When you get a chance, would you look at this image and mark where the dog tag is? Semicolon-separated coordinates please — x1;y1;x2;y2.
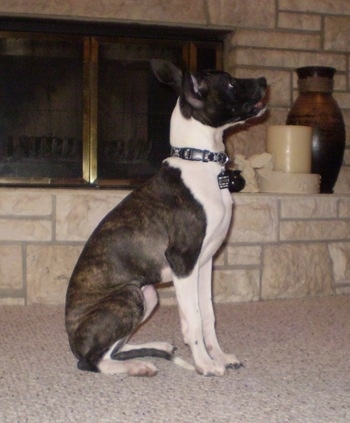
217;171;230;189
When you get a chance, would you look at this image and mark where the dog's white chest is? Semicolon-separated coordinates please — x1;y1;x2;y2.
166;158;232;265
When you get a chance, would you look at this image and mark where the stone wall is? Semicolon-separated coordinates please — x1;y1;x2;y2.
1;188;349;305
0;0;350;305
223;0;350;192
0;0;349;189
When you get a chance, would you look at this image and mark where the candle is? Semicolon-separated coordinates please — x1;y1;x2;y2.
266;125;313;173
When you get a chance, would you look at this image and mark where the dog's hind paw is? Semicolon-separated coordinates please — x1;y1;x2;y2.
195;359;226;377
127;361;159;377
98;358;158;376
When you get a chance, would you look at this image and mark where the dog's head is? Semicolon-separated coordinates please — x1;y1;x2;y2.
151;60;267;129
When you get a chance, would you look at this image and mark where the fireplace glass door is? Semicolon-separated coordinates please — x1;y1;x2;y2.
0;34;84;184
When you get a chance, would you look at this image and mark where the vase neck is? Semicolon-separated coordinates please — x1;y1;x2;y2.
298;76;333;94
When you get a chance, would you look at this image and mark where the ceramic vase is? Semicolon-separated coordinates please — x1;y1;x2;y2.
286;66;345;193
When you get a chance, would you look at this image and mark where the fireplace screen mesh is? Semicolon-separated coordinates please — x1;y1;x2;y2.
0;36;83;181
97;41;181;180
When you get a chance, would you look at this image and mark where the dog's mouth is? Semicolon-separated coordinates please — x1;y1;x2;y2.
248;93;268;120
253;90;268;113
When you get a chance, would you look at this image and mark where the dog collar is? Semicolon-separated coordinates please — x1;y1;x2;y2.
170;147;229;165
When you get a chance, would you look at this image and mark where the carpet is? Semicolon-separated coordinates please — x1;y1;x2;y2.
0;296;349;423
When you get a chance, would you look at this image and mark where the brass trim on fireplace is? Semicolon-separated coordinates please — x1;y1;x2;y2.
82;37;99;184
82;37;91;184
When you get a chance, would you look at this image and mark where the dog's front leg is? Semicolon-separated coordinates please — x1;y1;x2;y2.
173;265;226;376
199;260;242;369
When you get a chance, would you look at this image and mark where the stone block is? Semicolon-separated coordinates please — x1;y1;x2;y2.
231;30;320;51
225;122;267;159
279;0;350;15
0;0;207;25
333;92;350;111
344;150;350;166
208;0;275;28
232;48;347;71
0;298;25;305
333;75;348;91
26;244;83;304
0;245;23;290
328;242;350;286
343;110;350;145
262;243;334;299
336;286;350;295
0;189;52;216
226;245;262;266
334;167;350;194
338;197;350;217
158;284;176;306
0;218;51;241
213;244;226;266
229;195;278;243
213;269;260;303
280;196;338;219
280;220;350;241
94;0;207;24
55;191;128;241
278;12;321;31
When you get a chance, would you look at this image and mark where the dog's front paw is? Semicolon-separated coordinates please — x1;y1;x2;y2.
223;353;243;370
208;348;242;370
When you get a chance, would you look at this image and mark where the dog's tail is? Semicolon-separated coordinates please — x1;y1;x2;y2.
111;348;195;371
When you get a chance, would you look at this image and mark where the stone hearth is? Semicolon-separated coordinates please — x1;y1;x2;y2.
1;188;349;305
0;0;349;304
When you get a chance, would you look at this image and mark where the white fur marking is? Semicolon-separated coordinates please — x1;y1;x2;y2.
160;266;173;283
141;285;158;322
98;358;158;376
119;342;174;354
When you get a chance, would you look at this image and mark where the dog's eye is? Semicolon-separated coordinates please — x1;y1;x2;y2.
228;82;236;91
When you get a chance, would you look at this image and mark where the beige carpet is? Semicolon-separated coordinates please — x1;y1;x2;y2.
0;295;350;423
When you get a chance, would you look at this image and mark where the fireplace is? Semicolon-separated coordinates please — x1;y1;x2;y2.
0;18;226;187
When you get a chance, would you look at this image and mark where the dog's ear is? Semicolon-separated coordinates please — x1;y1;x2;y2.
182;72;208;110
151;59;183;94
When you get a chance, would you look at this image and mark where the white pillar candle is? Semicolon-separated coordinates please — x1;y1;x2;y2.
266;125;313;173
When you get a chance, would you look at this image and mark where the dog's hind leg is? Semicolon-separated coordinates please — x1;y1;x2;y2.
110;285;195;372
110;285;175;359
72;283;158;376
199;260;242;369
97;284;162;376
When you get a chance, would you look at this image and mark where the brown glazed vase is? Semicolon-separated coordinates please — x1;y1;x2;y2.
286;66;345;193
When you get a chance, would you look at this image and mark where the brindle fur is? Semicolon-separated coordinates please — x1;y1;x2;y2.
66;165;206;371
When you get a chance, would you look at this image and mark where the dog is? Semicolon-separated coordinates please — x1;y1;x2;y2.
65;60;267;377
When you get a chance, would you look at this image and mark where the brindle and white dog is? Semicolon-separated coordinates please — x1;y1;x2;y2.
65;60;267;377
